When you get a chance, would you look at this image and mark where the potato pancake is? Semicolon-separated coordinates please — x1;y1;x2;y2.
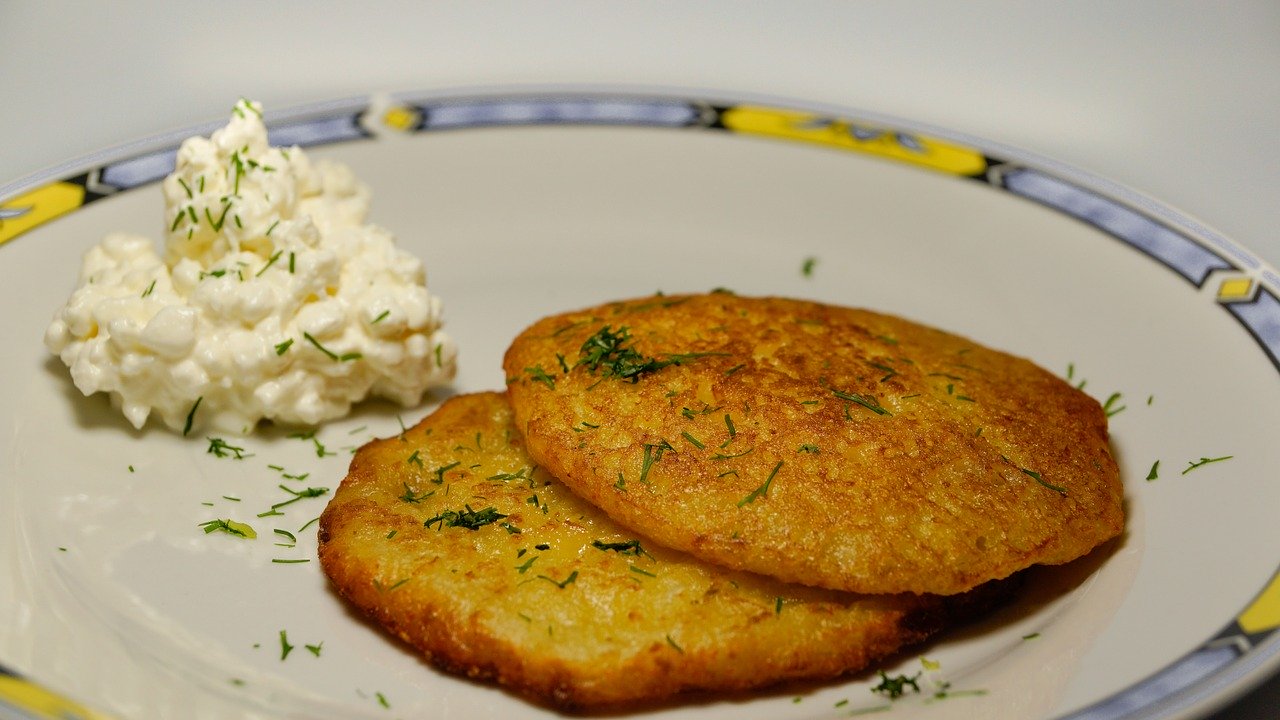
503;293;1123;596
318;392;1010;709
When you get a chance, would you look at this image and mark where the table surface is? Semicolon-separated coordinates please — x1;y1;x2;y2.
2;3;1277;719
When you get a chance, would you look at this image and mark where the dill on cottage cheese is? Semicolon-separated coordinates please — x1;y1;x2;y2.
44;99;457;434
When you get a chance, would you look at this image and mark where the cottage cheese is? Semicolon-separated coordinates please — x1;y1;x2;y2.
44;99;457;434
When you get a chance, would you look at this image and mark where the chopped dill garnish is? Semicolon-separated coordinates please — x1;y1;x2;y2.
724;363;746;376
871;671;921;699
141;279;156;298
371;309;390;324
303;332;340;360
592;539;652;558
288;429;334;457
432;460;461;484
868;361;897;382
639;443;660;484
665;634;684;653
183;396;203;436
1182;455;1233;475
274;338;294;355
681;431;706;449
576;325;725;383
406;450;423;467
1103;392;1126;417
711;447;754;460
833;389;892;416
1146;460;1160;481
270;485;329;511
205;203;232;232
629;565;657;578
738;461;784;507
524;365;556;389
1022;468;1067;494
425;505;507;531
206;437;249;459
199;518;257;539
537;570;579;589
801;256;818;277
797;444;819;454
399;483;434;504
256;251;282;276
930;681;988;700
724;414;736;437
271;558;310;564
279;630;294;660
489;467;533;483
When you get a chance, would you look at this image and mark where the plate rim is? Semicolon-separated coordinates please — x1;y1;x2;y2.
2;84;1278;720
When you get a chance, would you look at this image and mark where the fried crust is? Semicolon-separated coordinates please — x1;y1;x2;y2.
318;392;1008;710
503;293;1124;596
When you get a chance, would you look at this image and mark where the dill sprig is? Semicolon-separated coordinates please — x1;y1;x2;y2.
575;325;725;383
871;671;921;699
424;505;507;531
833;389;892;416
738;461;784;507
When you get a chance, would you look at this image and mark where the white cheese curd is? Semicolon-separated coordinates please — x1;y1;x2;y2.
45;99;457;434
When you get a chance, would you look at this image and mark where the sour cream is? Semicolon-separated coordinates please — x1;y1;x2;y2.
45;99;457;434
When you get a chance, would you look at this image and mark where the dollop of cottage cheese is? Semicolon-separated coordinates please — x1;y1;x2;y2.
45;99;457;434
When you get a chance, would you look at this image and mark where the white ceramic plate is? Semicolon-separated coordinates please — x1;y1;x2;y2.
2;89;1279;720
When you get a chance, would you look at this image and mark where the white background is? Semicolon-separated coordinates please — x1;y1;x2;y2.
1;2;1277;718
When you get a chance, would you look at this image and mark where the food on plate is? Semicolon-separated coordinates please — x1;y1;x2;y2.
318;392;1014;709
44;99;456;434
503;292;1124;596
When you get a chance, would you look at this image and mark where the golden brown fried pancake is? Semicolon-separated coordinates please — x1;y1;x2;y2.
318;392;1008;710
503;293;1123;596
